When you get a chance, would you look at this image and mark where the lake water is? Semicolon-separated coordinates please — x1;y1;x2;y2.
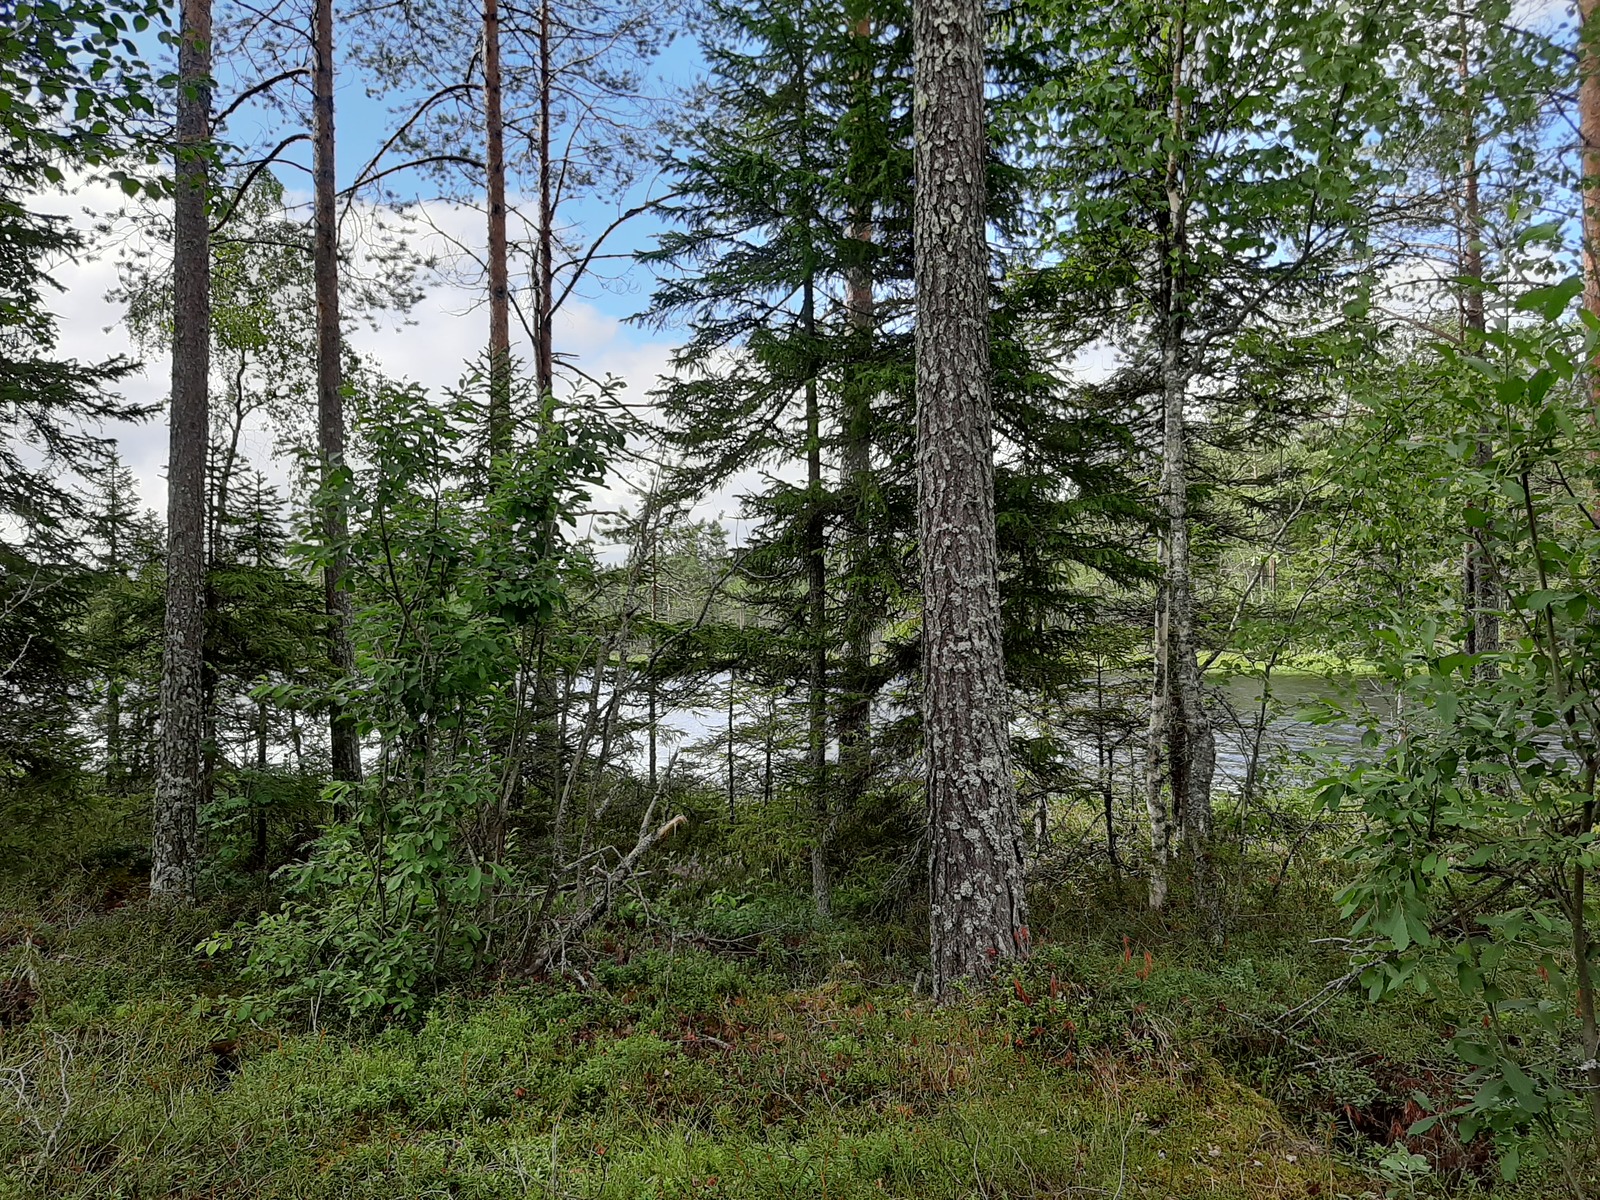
653;670;1398;795
1204;672;1398;788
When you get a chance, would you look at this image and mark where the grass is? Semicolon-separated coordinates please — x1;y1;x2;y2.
0;865;1581;1199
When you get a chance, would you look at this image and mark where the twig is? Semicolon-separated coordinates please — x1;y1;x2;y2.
531;814;688;975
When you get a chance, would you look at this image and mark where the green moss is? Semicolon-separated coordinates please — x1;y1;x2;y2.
1;879;1581;1198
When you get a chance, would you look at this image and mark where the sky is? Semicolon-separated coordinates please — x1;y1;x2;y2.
41;0;1579;544
40;8;726;539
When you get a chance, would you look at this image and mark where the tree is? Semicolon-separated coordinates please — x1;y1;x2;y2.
1581;0;1600;402
916;0;1028;994
311;0;360;785
1005;0;1405;911
152;0;214;903
646;0;913;917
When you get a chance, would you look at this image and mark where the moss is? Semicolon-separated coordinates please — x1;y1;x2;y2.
1;878;1583;1198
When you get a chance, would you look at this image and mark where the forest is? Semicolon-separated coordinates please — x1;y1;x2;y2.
6;0;1600;1194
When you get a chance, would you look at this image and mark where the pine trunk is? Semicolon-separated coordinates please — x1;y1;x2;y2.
314;0;361;786
484;0;512;445
915;0;1028;995
152;0;212;903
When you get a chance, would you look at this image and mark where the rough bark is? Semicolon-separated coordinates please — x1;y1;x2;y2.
313;0;362;786
484;0;512;445
152;0;212;903
915;0;1028;996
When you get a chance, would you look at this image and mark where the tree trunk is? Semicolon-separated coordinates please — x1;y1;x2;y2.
1145;8;1214;915
152;0;212;904
915;0;1028;996
484;0;512;446
804;272;830;920
314;0;362;786
1581;0;1600;414
536;0;555;400
838;11;875;845
1458;22;1499;671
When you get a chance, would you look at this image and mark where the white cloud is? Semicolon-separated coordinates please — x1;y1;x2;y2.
38;183;694;531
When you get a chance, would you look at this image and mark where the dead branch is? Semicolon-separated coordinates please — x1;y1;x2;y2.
532;813;687;976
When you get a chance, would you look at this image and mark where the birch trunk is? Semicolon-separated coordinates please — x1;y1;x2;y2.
1457;25;1499;671
915;0;1028;995
838;12;875;839
152;0;212;903
1145;5;1214;914
804;273;830;919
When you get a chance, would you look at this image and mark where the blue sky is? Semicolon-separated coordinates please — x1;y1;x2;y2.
47;9;735;523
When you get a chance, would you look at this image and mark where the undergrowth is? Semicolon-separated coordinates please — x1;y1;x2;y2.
0;863;1588;1199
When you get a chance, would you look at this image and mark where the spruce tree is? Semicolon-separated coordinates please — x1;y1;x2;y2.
645;0;913;915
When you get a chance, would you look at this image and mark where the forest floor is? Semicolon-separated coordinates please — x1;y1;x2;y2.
0;866;1567;1199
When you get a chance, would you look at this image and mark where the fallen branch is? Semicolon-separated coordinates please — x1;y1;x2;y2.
1279;955;1389;1029
532;814;688;976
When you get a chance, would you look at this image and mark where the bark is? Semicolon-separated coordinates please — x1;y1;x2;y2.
804;272;830;919
915;0;1028;996
314;0;362;786
152;0;212;904
1458;25;1500;671
838;12;875;840
1582;0;1600;414
104;465;127;794
1145;5;1215;915
484;0;512;445
535;0;555;400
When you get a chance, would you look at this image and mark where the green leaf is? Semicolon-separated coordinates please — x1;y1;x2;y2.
1514;277;1582;322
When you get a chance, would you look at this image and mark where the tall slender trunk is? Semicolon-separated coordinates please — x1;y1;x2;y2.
804;272;830;919
484;0;512;446
536;0;555;400
915;0;1028;995
104;464;126;794
647;526;659;792
523;0;561;810
1146;3;1214;915
314;0;361;786
1458;22;1499;671
1581;0;1600;414
837;10;875;845
152;0;212;903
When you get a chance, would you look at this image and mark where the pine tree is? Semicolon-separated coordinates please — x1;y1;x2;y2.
915;0;1027;995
